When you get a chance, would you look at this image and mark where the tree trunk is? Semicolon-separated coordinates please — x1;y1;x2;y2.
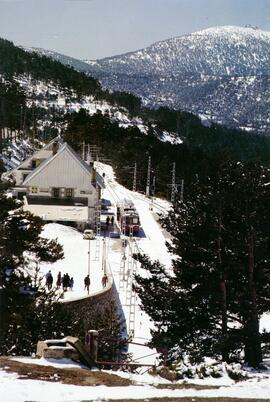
0;128;2;154
244;233;262;367
217;202;229;362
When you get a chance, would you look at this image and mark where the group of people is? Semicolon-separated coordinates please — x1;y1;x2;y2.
57;272;74;292
45;270;74;292
83;273;109;294
106;215;114;227
45;271;109;294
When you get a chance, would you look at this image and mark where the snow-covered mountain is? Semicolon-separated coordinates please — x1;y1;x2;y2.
26;25;270;133
86;26;270;76
23;46;92;74
0;73;182;172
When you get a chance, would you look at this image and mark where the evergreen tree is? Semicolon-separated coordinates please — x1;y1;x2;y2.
0;181;66;354
134;162;270;367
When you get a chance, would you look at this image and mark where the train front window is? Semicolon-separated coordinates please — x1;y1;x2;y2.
133;217;139;224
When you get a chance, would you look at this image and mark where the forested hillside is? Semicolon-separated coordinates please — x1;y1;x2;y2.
31;26;270;133
64;109;270;197
1;37;270;195
0;38;101;95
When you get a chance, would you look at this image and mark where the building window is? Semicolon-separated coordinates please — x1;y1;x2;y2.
80;190;92;195
31;187;38;193
52;188;60;198
65;188;73;198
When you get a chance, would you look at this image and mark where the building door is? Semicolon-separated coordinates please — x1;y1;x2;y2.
52;188;60;198
65;188;73;198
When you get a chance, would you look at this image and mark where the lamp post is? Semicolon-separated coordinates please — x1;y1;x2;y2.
83;229;95;279
88;239;91;277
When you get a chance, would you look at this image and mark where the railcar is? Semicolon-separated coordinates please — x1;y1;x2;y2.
116;200;140;236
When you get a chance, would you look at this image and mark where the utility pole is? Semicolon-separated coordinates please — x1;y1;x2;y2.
89;145;101;162
132;162;137;192
180;178;184;202
86;144;91;164
146;156;151;197
152;175;156;197
150;174;155;211
82;141;85;161
168;162;184;204
171;162;177;203
88;239;91;277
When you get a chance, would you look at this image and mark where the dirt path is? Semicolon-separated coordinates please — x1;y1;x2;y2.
0;356;131;386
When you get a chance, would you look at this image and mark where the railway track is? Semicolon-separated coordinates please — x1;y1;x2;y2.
96;162;170;216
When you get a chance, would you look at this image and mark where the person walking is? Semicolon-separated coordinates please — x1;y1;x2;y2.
46;271;53;290
102;274;108;288
111;215;114;226
45;270;52;281
84;274;90;294
69;277;74;291
56;272;62;289
62;273;70;292
106;216;110;228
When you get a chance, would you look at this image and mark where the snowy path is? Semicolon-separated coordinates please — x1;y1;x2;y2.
40;224;104;301
38;163;270;367
98;163;173;365
38;160;173;365
2;363;270;402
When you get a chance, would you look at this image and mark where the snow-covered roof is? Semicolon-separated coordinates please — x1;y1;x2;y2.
2;136;64;180
22;142;104;190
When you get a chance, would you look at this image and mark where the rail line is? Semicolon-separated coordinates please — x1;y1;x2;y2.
96;161;170;216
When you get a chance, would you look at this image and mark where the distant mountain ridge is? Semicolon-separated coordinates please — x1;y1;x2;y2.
23;46;92;74
1;36;270;180
24;26;270;133
85;26;270;76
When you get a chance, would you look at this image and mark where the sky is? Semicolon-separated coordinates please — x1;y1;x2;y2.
0;0;269;60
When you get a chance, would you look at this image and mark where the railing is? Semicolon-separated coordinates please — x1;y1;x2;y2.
26;196;89;206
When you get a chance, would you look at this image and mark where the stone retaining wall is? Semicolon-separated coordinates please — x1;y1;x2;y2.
62;268;118;331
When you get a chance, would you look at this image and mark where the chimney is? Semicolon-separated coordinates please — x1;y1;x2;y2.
92;168;96;185
52;141;59;156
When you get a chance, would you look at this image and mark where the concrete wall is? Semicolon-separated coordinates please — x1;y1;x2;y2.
62;273;117;331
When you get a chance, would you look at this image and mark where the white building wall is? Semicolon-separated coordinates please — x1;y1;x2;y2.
5;142;102;227
12;169;30;185
25;148;94;191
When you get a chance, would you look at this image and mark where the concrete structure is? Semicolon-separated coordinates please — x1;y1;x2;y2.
36;336;97;367
2;138;105;230
36;338;80;361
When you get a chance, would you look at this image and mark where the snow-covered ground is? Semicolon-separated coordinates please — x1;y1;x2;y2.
96;162;174;364
40;224;105;301
2;358;270;401
38;159;270;366
37;161;172;364
2;161;270;400
11;75;181;145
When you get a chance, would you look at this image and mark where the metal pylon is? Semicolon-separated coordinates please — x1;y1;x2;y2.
119;235;127;291
94;201;101;261
128;284;136;337
129;240;140;336
119;217;127;291
125;234;137;337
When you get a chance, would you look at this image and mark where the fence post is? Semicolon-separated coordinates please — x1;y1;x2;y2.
88;330;99;362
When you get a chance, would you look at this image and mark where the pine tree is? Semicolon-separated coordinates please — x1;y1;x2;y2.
0;182;66;354
134;162;270;367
